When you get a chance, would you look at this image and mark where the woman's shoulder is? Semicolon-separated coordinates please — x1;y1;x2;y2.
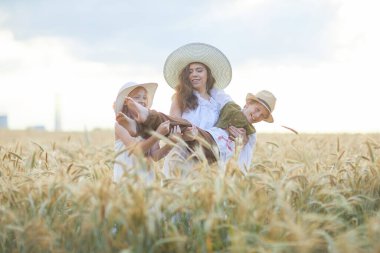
210;88;233;107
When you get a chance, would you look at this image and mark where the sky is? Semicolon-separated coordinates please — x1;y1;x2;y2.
0;0;379;133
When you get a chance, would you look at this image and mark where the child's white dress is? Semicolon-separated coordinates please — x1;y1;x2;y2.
113;138;155;184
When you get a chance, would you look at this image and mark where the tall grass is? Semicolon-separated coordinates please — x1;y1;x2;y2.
0;130;379;252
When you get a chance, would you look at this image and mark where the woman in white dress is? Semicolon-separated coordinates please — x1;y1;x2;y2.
113;82;174;183
162;43;250;175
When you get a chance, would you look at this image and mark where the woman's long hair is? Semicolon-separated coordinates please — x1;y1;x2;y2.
175;62;216;113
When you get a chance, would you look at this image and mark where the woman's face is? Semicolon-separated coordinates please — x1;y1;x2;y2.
128;87;148;107
188;63;208;92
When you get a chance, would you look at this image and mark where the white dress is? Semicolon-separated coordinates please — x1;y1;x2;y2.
163;88;232;177
113;138;155;184
181;89;230;129
181;88;256;173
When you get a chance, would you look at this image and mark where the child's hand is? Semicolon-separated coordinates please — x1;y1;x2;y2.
228;126;248;145
156;120;170;136
183;125;198;141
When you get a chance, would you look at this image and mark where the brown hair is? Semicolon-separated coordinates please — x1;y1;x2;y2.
174;62;216;113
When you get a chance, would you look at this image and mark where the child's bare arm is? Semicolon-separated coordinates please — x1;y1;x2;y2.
150;124;182;161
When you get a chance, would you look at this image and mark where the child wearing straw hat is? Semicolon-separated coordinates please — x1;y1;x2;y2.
116;90;276;174
113;82;176;183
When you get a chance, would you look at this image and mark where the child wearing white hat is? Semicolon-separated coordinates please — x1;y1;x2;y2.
113;82;175;183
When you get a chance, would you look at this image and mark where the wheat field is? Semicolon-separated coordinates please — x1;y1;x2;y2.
0;129;379;253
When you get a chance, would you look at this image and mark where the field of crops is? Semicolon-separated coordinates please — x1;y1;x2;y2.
1;129;379;253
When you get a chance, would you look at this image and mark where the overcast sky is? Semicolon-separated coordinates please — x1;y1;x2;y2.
0;0;379;133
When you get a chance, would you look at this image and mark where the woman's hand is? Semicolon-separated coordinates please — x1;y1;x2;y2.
183;125;198;141
228;126;248;145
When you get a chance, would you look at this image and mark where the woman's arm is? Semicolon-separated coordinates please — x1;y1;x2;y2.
169;94;182;117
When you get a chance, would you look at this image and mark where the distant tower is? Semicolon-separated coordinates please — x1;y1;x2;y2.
0;114;8;129
55;94;62;131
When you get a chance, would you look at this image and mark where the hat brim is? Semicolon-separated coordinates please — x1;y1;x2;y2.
246;93;274;123
114;82;157;114
163;43;232;89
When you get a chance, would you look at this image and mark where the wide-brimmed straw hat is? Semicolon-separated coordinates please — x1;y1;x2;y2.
114;82;157;114
163;42;232;89
246;90;276;123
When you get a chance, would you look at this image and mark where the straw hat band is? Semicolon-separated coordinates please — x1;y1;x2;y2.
246;90;276;123
257;97;272;112
114;82;158;114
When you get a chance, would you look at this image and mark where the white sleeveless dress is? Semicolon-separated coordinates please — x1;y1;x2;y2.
113;138;155;184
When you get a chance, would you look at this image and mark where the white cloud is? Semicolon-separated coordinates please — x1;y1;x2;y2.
229;61;380;133
226;0;380;133
333;0;380;60
206;0;267;21
0;29;171;131
1;0;379;133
